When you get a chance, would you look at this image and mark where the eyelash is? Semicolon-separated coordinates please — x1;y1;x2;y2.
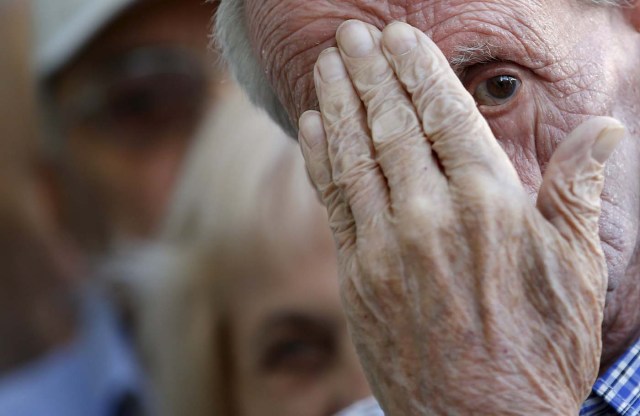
261;335;335;375
463;63;525;113
474;75;521;105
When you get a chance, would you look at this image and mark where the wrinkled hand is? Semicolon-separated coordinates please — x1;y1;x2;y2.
298;20;625;415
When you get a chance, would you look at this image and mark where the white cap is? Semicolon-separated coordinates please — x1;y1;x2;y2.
33;0;137;79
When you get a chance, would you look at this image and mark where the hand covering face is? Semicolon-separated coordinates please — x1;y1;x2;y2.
299;20;624;415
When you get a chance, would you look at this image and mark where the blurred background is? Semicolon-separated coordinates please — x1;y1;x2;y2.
0;0;371;415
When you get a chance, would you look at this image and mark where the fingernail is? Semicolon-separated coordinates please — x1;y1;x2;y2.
317;49;348;82
338;20;374;57
383;22;418;55
592;124;625;164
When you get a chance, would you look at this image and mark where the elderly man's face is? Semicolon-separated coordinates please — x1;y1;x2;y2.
244;0;640;366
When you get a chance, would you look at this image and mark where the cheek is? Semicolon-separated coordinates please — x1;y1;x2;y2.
598;138;640;291
484;63;639;289
484;50;617;197
483;84;542;199
477;74;578;201
238;374;335;416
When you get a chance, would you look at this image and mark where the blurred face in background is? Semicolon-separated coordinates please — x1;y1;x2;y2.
227;233;371;416
47;0;217;251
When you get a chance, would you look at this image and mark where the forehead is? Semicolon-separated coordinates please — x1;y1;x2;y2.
243;0;576;119
92;0;213;54
227;243;341;335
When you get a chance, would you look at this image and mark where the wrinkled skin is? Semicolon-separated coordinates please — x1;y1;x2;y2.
241;0;640;413
300;22;625;413
244;0;640;377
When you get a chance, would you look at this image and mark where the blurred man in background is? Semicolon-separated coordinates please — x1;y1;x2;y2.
0;0;75;376
0;1;218;415
0;1;111;415
35;0;219;255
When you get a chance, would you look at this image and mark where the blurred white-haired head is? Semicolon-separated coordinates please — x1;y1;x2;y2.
109;85;333;416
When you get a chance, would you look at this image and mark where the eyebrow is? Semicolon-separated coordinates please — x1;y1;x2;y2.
449;42;500;77
259;312;336;332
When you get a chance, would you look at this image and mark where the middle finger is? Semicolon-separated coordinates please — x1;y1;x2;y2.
336;20;445;209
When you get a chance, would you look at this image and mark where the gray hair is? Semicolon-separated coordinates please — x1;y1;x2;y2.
111;86;329;416
215;0;632;137
214;0;296;137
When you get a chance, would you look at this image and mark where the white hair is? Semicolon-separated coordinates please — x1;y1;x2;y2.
109;85;331;416
215;0;631;137
213;0;296;138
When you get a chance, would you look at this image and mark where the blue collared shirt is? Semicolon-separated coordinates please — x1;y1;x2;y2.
338;338;640;416
0;291;147;416
581;339;640;416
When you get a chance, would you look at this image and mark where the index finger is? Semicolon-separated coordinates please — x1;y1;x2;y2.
381;22;520;186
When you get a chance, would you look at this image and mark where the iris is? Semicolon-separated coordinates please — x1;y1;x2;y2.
474;75;521;106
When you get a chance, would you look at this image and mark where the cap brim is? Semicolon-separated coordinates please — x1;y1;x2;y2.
35;0;137;79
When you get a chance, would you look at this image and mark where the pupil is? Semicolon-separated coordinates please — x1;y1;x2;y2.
487;75;517;99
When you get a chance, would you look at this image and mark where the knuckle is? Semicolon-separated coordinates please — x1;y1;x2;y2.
338;169;380;212
393;195;450;240
399;194;435;221
556;164;605;208
354;249;405;301
330;139;374;186
370;103;422;147
325;111;368;144
392;46;441;92
307;154;333;188
444;155;503;182
468;180;506;205
350;56;395;92
320;87;362;126
342;172;378;204
544;174;602;221
456;180;525;223
417;89;480;140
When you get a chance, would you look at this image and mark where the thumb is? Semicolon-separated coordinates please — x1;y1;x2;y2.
537;117;624;244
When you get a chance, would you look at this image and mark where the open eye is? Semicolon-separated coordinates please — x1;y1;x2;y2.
473;75;521;106
62;47;207;148
103;72;204;139
257;315;336;378
262;337;332;375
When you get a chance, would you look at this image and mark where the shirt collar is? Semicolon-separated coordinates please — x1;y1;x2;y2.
0;289;147;416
